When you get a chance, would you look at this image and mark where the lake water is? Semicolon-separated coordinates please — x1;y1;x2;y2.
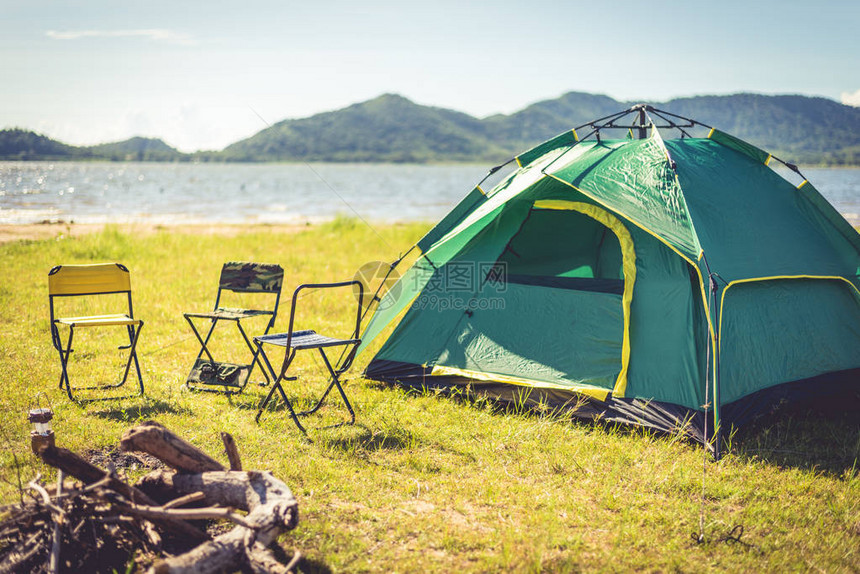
1;161;860;226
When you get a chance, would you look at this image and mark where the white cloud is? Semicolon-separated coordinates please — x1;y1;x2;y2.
841;89;860;107
45;29;194;45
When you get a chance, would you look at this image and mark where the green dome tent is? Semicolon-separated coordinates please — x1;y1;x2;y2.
359;105;860;455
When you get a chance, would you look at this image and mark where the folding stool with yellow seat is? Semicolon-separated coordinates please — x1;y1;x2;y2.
48;263;145;402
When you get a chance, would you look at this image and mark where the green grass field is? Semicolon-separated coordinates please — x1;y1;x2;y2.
0;222;858;573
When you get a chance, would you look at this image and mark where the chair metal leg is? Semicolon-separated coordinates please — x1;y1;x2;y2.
255;348;305;432
55;322;144;403
254;386;280;422
326;353;356;425
317;348;356;424
293;348;354;425
123;322;145;396
52;324;68;390
51;324;73;390
252;340;278;386
236;321;271;385
184;314;218;366
82;324;143;391
185;315;267;393
253;336;358;432
254;342;288;423
274;377;306;434
59;326;76;401
118;324;135;386
254;346;284;421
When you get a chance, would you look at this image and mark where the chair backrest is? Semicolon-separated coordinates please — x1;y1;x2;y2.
48;263;136;324
286;280;364;371
49;263;132;297
214;262;284;329
218;262;284;294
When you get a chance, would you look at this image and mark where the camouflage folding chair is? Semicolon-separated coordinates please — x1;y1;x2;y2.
184;262;284;394
48;263;145;402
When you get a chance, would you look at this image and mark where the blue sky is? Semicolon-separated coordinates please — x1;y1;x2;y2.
2;0;859;152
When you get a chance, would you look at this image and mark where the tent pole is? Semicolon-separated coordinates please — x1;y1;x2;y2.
712;276;722;460
701;253;722;460
477;157;517;188
638;108;648;139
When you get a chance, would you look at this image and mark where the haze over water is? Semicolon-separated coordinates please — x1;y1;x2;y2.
1;162;859;226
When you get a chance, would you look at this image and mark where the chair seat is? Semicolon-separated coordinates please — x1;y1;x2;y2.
55;314;140;327
187;359;252;388
185;307;273;320
256;330;360;350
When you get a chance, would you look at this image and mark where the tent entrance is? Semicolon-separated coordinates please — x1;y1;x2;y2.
431;201;636;398
500;204;626;292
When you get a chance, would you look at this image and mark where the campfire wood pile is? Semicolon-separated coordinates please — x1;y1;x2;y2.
0;422;300;573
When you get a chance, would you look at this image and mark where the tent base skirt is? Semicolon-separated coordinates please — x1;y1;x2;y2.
365;359;860;447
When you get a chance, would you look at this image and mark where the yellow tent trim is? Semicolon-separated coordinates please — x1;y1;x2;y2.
718;275;860;352
542;173;716;342
571;128;579;142
707;127;716;139
515;156;523;168
797;180;809;189
765;154;773;166
540;173;718;411
476;185;486;196
531;199;635;398
430;365;611;402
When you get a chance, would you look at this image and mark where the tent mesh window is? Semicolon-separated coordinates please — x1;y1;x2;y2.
499;208;624;294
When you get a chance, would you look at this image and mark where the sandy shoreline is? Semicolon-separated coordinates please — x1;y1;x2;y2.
0;222;310;244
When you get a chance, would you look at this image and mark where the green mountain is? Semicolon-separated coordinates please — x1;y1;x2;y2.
218;94;510;163
3;92;860;164
658;94;860;164
219;92;860;165
0;128;89;160
484;92;860;165
480;92;624;149
217;92;619;163
0;130;186;161
88;136;185;161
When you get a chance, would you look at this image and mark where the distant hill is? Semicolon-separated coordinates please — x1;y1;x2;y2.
4;92;860;164
0;130;186;161
217;92;622;163
218;94;511;163
480;92;624;149
217;92;860;165
0;128;90;160
88;137;185;161
656;94;860;165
